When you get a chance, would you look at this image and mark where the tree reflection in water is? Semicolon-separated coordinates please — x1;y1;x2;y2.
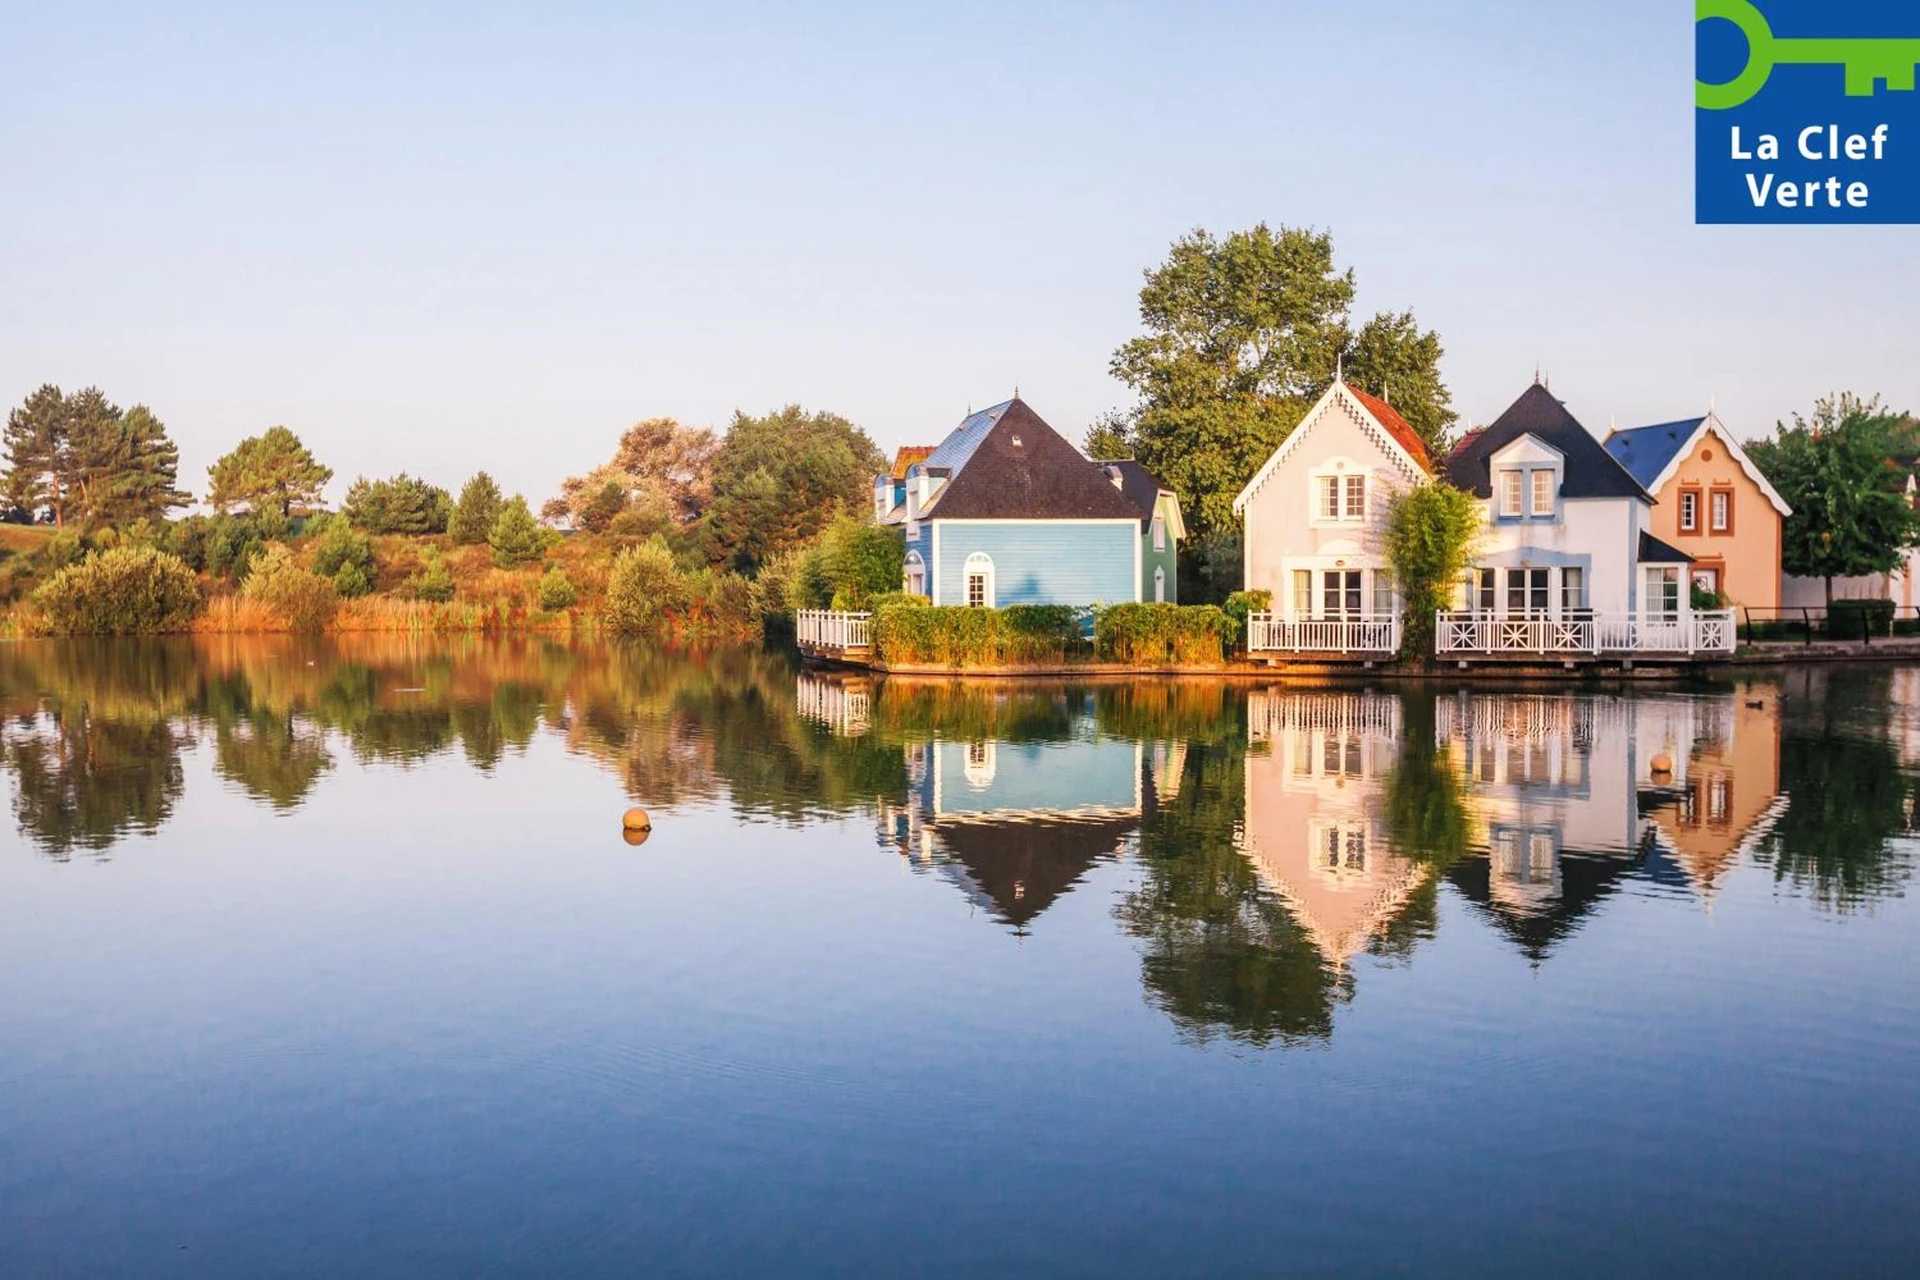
2;639;1916;1044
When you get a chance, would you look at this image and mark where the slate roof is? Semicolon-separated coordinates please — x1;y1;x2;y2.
1344;384;1433;471
935;814;1136;929
1638;530;1694;564
1443;384;1649;501
924;399;1143;521
1095;458;1172;527
1603;418;1707;490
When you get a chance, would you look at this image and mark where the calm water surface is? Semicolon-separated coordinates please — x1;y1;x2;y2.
2;637;1918;1277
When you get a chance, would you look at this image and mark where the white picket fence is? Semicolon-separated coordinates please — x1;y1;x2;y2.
1245;613;1400;654
795;610;872;650
1434;609;1737;655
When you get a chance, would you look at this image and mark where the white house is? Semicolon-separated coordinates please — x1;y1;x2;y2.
1231;381;1434;653
1437;383;1730;657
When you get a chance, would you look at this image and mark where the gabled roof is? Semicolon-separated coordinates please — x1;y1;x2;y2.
923;399;1142;521
1096;458;1187;538
1344;384;1433;471
1638;530;1693;564
1232;382;1434;514
1444;384;1649;501
888;445;934;479
1604;413;1793;518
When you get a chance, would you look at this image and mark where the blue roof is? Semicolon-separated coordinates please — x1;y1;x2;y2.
1602;417;1706;489
916;400;1016;477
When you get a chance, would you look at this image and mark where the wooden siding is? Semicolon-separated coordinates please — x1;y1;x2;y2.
1143;493;1179;603
931;520;1138;607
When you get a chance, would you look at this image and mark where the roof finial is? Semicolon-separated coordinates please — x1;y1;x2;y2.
1336;350;1344;384
1534;362;1541;386
1013;383;1020;401
1709;392;1716;412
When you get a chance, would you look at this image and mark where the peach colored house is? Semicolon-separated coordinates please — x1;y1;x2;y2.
1603;412;1790;609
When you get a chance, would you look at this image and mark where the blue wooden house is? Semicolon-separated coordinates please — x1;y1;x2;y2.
876;398;1165;608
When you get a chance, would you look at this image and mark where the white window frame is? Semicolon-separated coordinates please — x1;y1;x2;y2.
964;552;995;609
1560;566;1586;612
1679;490;1698;532
1500;470;1524;517
1710;490;1730;532
1151;514;1166;551
1311;465;1369;525
904;549;926;597
1646;566;1681;618
1530;469;1554;516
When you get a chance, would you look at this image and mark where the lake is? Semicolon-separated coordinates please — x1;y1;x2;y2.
2;636;1918;1277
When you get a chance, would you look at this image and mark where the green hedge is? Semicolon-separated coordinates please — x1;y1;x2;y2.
1094;603;1234;665
870;603;1085;666
1830;598;1896;639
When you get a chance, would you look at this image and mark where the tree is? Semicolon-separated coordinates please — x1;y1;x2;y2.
700;405;883;573
207;426;332;517
579;480;630;534
2;386;188;528
3;384;71;522
1110;224;1454;537
1342;310;1456;456
1749;394;1920;606
545;416;717;529
488;495;548;568
341;473;451;535
449;472;504;545
1082;407;1137;460
1383;481;1481;660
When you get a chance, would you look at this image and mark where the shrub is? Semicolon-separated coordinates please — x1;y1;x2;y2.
753;546;805;624
537;565;579;611
605;504;671;540
1222;589;1273;647
489;496;549;568
685;568;756;636
32;546;202;634
1830;597;1895;639
1094;603;1233;665
240;543;339;632
603;538;689;635
1384;481;1481;660
42;528;89;572
307;514;378;597
870;604;1084;666
405;549;457;603
449;472;504;545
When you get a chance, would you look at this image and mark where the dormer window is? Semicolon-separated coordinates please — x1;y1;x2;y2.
1530;470;1554;515
1501;470;1523;517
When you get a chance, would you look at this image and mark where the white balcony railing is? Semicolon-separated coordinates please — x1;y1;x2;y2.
1245;612;1401;654
795;610;872;650
1434;609;1737;656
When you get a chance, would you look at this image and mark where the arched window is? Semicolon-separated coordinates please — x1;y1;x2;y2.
1153;565;1166;603
964;552;994;608
904;549;926;597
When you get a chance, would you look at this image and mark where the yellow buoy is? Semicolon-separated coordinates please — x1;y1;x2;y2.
1650;752;1674;776
622;827;651;848
622;807;652;831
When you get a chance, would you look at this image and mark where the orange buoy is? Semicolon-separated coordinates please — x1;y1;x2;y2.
622;807;652;831
622;827;651;848
1650;752;1674;776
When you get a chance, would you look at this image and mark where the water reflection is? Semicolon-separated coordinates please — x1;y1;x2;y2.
2;638;1917;1045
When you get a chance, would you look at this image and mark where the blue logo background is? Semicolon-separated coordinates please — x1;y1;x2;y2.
1696;0;1920;224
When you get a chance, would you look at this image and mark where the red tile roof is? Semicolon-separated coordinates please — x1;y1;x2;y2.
889;445;934;479
1345;384;1433;472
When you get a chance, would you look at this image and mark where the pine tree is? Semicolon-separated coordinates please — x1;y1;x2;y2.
3;384;70;523
488;495;548;567
449;472;504;545
207;426;332;517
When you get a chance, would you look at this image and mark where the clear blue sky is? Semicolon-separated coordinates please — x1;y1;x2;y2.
3;0;1915;506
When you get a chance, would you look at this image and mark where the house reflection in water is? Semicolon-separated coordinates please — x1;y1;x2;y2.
871;693;1162;935
1240;691;1435;965
1635;692;1785;898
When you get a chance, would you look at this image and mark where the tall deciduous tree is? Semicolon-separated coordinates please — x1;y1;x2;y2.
700;405;882;573
1342;310;1456;456
1110;224;1455;537
544;417;717;529
207;426;332;518
1749;393;1920;606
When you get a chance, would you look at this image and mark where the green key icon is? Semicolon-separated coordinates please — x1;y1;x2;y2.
1697;0;1920;109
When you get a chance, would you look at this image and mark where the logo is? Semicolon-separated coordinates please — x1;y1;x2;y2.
1696;0;1920;223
